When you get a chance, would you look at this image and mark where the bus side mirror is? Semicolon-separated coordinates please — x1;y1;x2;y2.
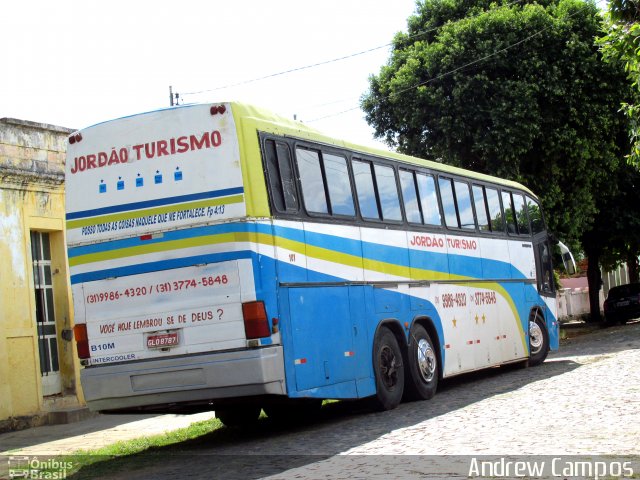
557;240;576;275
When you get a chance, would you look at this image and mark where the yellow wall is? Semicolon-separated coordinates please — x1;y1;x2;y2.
0;118;83;422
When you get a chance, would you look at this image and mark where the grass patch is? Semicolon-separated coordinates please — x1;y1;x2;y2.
86;417;223;455
43;417;224;478
44;403;351;478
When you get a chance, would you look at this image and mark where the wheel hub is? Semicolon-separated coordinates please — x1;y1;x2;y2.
380;345;399;388
529;320;543;354
417;339;436;383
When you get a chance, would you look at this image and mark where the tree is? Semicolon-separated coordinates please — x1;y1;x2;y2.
362;0;635;321
599;0;640;166
581;163;640;319
594;163;640;281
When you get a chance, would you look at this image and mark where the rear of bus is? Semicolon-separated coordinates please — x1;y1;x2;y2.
65;103;285;413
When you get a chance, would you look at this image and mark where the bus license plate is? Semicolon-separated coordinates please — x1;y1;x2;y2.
147;332;179;349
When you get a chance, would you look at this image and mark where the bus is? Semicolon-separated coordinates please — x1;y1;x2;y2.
66;102;564;425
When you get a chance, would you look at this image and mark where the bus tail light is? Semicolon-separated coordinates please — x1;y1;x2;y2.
242;301;270;339
74;324;90;359
68;133;82;144
210;104;226;115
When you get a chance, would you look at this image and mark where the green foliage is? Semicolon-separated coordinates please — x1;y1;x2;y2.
362;0;633;251
598;0;640;165
48;418;223;478
589;162;640;270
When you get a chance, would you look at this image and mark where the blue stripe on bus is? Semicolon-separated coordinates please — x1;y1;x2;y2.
65;186;244;220
300;229;363;258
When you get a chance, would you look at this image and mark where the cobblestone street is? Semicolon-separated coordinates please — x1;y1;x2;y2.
86;322;640;479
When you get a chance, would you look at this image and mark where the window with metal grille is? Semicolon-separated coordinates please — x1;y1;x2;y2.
31;231;59;376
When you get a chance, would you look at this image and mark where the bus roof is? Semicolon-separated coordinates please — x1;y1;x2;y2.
71;101;535;198
229;101;536;198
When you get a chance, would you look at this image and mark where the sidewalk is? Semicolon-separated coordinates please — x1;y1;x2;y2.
0;411;216;456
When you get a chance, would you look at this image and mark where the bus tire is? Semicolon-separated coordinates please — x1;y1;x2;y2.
528;313;549;366
371;327;405;411
405;324;438;401
216;405;261;427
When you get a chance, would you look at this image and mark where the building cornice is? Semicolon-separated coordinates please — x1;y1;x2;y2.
0;118;75;135
0;165;65;191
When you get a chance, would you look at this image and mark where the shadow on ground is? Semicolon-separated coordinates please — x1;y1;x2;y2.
68;322;640;479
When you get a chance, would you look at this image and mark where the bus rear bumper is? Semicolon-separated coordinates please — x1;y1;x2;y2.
80;346;286;412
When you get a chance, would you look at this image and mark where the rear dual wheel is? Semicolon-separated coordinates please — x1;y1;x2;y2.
371;328;405;411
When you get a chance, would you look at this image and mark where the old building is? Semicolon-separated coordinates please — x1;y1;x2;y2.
0;118;85;430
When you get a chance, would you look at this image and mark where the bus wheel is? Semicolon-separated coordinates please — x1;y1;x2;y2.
528;313;549;366
371;327;404;411
216;405;261;427
405;324;438;401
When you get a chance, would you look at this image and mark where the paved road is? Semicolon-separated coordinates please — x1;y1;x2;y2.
73;322;640;479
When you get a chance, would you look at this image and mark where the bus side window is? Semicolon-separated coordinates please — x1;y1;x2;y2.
323;153;355;217
374;164;402;222
485;187;504;233
353;160;380;220
513;193;530;235
472;185;490;231
438;177;459;228
296;148;329;214
400;169;423;224
501;191;517;234
264;139;299;213
527;196;545;235
454;180;475;229
416;173;442;226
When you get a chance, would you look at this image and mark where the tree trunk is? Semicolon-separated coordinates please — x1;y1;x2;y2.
627;251;639;284
586;253;602;322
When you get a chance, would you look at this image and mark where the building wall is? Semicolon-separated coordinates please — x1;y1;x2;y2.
0;118;83;423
